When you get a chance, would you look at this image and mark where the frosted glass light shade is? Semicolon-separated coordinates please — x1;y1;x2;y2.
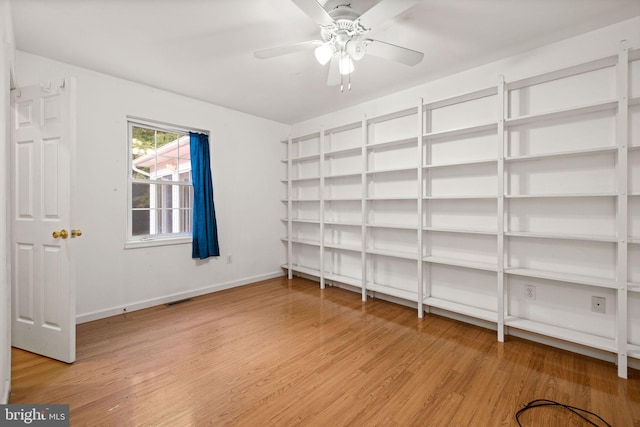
315;43;334;65
339;54;354;75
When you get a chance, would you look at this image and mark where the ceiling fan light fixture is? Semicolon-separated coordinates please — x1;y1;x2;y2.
314;43;335;65
339;54;354;75
253;0;425;87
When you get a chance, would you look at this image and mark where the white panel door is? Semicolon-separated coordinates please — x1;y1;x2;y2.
10;80;76;363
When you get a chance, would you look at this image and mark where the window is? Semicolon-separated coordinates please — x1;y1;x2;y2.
127;119;195;245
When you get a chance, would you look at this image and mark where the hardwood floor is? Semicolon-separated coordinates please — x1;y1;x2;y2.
10;277;640;426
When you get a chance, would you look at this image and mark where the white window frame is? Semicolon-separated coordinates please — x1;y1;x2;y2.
125;117;206;249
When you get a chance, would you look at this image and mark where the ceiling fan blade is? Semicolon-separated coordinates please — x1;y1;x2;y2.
254;40;323;59
291;0;334;26
365;39;424;66
357;0;422;30
327;55;340;86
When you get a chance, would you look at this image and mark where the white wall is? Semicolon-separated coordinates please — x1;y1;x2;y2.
0;0;15;405
15;51;289;322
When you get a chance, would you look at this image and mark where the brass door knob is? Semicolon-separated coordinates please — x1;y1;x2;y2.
71;229;82;238
52;229;68;239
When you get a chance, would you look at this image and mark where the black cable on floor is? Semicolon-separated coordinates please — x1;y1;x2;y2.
515;398;612;427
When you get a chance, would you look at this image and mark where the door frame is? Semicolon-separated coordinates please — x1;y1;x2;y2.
1;43;17;405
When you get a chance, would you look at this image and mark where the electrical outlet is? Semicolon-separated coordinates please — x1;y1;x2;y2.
591;296;606;314
227;255;232;264
525;285;536;301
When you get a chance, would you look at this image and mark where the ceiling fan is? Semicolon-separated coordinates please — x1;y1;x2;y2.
254;0;424;90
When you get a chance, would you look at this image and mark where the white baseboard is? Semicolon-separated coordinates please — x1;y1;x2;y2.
76;271;285;324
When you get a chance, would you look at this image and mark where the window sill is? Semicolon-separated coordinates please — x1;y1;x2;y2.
124;236;192;250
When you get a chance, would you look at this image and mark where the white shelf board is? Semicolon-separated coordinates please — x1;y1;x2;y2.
423;256;498;272
423;297;498;323
291;132;321;143
629;237;640;244
367;196;418;201
324;197;361;201
424;226;497;236
630;145;640;152
505;231;617;243
504;99;617;127
505;193;617;199
282;218;320;224
290;176;321;182
324;220;361;227
290;153;321;162
504;268;617;289
324;146;362;157
505;146;617;162
284;238;321;247
367;282;417;302
424;195;496;200
423;158;497;169
367;137;417;151
629;282;640;293
324;242;361;252
366;222;418;230
325;120;361;135
630;96;640;107
425;86;497;110
629;344;640;360
368;106;417;125
423;122;497;140
505;316;617;352
289;198;321;202
423;85;498;110
325;171;362;179
367;248;418;260
367;166;417;175
281;264;320;277
506;55;616;91
324;273;362;288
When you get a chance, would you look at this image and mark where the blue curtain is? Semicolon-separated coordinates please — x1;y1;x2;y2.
190;132;220;259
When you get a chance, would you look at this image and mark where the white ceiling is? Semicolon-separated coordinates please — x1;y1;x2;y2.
11;0;640;124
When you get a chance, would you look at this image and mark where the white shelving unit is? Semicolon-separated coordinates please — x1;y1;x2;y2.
281;43;640;378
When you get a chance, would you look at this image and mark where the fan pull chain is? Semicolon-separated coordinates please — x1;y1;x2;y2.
339;70;352;92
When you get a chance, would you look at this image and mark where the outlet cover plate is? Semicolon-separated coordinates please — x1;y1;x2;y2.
591;296;606;314
525;285;536;301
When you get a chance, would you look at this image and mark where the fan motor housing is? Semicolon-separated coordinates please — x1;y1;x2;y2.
320;2;367;44
325;1;361;22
